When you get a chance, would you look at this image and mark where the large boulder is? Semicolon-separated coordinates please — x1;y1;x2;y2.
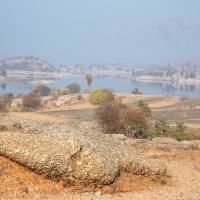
0;122;167;185
54;95;72;106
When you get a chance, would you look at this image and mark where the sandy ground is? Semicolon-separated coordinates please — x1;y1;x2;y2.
1;95;200;199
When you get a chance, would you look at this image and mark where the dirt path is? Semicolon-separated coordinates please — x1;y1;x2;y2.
148;99;180;108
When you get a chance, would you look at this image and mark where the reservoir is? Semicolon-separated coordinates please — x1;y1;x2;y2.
0;77;200;98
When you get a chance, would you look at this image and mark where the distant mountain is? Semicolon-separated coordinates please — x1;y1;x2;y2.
0;56;55;72
160;17;200;41
126;17;200;64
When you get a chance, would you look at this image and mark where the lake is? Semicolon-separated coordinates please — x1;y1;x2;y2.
1;77;200;97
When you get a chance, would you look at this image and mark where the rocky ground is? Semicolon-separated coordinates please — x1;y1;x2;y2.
0;94;200;199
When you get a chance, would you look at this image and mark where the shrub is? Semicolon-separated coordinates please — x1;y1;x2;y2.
51;88;60;97
95;101;121;133
183;129;200;140
59;88;70;95
89;88;115;105
132;88;142;94
33;84;51;96
9;106;30;112
3;93;14;99
154;117;170;135
120;109;149;138
66;83;81;94
175;121;187;133
95;100;149;137
136;100;152;118
0;102;8;112
8;107;19;112
76;94;84;101
0;69;7;77
170;122;187;141
146;117;170;139
0;93;14;112
22;93;41;109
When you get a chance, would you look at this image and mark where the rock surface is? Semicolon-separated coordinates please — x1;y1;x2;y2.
0;116;166;185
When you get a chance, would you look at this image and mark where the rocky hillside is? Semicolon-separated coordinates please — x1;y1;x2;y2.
0;56;55;72
131;60;200;82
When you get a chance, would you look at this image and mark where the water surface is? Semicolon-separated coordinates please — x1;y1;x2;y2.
1;77;200;97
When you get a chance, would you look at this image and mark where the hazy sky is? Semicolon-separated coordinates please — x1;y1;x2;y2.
1;0;200;65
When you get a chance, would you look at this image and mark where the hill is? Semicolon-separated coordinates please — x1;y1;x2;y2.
127;16;200;64
132;60;200;82
0;56;55;72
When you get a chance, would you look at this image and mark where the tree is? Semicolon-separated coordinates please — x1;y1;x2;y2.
0;69;7;77
185;72;189;79
33;84;51;96
136;100;152;118
154;117;170;135
172;121;187;141
175;121;187;133
66;83;81;94
85;74;93;92
0;83;6;90
132;88;142;94
180;70;184;78
189;71;196;78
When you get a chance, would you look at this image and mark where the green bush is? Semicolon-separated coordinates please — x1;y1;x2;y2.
146;117;170;139
66;83;81;94
170;122;187;141
154;117;170;135
8;107;19;112
9;106;30;112
132;88;142;94
146;119;188;141
59;88;70;95
33;84;51;96
89;88;115;105
136;100;152;118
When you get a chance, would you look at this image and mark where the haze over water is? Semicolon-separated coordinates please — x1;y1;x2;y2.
1;1;200;65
